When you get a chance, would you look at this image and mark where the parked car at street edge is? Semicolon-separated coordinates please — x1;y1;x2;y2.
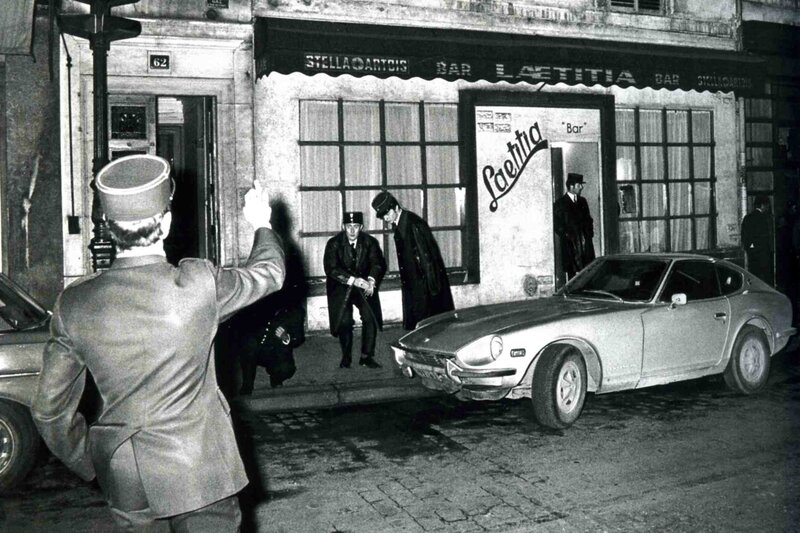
0;273;48;492
392;254;796;429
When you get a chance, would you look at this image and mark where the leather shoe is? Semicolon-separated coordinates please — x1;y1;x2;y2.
359;357;381;369
339;358;352;368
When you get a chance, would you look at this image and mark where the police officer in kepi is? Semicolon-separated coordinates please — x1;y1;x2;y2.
323;211;386;369
31;154;285;531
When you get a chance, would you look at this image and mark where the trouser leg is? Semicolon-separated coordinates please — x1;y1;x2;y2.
169;495;241;533
356;298;377;357
337;302;354;366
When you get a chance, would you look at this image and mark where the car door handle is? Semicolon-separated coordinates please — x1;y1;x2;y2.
714;312;727;320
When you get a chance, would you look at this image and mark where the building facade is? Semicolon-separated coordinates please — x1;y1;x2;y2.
1;0;797;328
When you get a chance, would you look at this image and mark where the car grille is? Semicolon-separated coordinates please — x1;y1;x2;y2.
403;350;451;369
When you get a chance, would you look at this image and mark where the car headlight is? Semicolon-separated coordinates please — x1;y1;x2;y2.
489;336;503;360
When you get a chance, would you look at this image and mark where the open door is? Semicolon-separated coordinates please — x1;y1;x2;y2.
551;147;565;290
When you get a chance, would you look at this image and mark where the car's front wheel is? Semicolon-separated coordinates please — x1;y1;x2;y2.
724;325;771;394
0;400;40;493
531;346;587;429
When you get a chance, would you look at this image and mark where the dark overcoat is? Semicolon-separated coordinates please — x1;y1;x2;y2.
553;193;596;277
741;209;774;283
32;229;285;518
394;210;454;330
323;231;386;335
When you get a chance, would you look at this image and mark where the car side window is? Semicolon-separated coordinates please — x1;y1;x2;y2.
716;264;744;295
659;260;721;302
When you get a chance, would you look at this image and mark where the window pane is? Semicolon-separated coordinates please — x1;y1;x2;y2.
425;104;458;142
344;146;381;186
386;238;398;272
301;236;330;278
640;110;663;142
434;230;461;268
692;111;712;143
667;110;688;143
667;147;689;180
670;218;692;251
427;146;459;184
616;147;636;181
301;191;341;232
670;183;692;216
385;103;419;142
386;146;422;185
616;108;636;142
619;220;639;252
642;184;666;217
300;146;339;186
695;217;710;249
694;147;711;180
300;101;338;141
343;102;379;141
392;188;423;215
746;123;772;143
746;99;771;119
428;187;464;227
641;219;667;252
694;182;711;215
618;184;638;218
747;147;772;166
641;147;664;180
746;171;773;190
345;189;382;232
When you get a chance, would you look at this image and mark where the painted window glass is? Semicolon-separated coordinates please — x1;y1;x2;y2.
299;100;466;280
616;108;715;253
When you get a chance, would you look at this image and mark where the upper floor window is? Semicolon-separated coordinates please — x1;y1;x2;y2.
616;107;716;253
298;99;470;287
607;0;663;13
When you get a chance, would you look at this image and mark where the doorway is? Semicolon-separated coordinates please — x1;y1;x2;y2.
108;95;219;265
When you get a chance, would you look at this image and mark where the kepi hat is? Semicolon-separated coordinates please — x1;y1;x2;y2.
566;173;585;187
96;154;172;221
343;211;364;225
371;191;398;218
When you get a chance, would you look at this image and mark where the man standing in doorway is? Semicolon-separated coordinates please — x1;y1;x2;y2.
741;194;774;284
32;154;285;532
553;172;596;281
371;191;454;330
324;211;386;369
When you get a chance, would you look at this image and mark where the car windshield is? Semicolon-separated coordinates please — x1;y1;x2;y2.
0;274;49;331
563;258;670;302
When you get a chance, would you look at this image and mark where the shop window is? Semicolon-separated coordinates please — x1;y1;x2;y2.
298;99;470;288
616;108;716;253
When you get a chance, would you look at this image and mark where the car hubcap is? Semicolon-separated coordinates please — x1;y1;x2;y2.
557;360;582;414
0;418;14;475
740;337;766;383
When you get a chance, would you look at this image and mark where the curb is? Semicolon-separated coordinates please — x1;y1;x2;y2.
232;379;442;414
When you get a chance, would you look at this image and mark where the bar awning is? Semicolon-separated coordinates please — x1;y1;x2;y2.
255;17;765;96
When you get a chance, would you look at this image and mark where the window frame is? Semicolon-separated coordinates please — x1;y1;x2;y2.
297;98;475;294
616;106;717;253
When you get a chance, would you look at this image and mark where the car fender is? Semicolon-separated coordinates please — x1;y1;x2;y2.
738;315;775;354
519;338;601;393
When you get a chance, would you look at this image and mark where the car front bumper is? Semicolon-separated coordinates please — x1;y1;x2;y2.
391;344;517;400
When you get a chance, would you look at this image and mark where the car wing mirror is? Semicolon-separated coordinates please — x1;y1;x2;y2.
669;293;687;308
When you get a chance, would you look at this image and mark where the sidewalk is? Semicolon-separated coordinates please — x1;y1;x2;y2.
230;324;440;414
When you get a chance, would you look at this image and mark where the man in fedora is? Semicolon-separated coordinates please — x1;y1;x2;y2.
31;154;285;532
323;211;386;368
553;172;596;281
371;192;454;330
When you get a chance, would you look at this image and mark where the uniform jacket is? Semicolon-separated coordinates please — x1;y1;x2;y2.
741;209;774;283
553;193;596;276
32;228;285;518
323;231;386;335
393;210;454;330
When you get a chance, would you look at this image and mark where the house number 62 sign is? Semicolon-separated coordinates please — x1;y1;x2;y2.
149;54;171;71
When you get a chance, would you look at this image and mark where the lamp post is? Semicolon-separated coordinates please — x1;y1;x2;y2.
58;0;140;271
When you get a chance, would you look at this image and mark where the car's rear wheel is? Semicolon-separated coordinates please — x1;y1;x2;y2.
0;400;40;493
531;346;587;429
724;325;771;394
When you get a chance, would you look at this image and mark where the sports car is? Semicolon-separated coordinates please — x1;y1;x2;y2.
0;273;48;492
392;254;796;429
